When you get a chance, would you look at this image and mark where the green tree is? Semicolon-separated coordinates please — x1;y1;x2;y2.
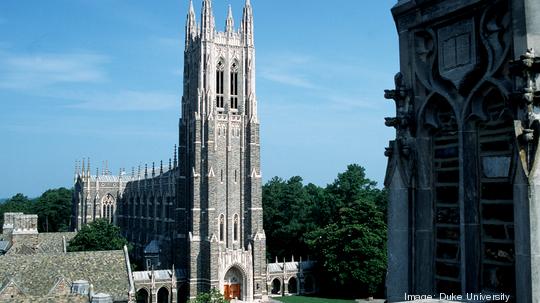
263;176;323;259
188;288;226;303
67;219;129;252
0;193;35;226
306;164;387;297
34;188;72;232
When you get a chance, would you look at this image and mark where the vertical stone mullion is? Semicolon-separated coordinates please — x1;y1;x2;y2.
415;135;434;295
460;126;481;294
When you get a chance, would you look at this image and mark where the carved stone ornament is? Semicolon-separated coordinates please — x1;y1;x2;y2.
510;48;540;174
437;18;478;88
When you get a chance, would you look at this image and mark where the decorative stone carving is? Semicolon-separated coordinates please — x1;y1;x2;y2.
438;18;477;88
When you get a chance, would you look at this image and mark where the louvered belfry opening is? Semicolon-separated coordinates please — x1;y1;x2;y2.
478;97;515;295
432;102;461;294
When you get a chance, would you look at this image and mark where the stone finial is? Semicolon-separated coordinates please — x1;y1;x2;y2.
226;5;234;33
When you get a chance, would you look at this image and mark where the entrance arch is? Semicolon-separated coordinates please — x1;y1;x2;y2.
136;288;149;303
304;275;315;293
224;266;244;301
271;278;281;295
157;287;169;303
288;277;298;294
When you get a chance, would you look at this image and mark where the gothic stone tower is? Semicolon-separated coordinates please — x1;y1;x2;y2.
385;0;540;302
177;0;266;301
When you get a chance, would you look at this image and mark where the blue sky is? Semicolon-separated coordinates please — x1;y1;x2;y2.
0;0;398;198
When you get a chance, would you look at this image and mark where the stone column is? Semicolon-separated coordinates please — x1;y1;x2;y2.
386;163;409;302
512;1;540;301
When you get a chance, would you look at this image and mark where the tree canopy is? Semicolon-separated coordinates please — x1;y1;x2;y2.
67;219;129;252
0;188;73;232
263;164;387;298
188;288;226;303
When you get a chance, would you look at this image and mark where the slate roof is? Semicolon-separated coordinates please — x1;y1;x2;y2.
37;232;77;253
0;250;130;301
5;232;77;255
143;240;160;254
267;260;316;274
133;270;172;282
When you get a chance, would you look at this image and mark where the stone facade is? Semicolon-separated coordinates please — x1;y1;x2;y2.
73;1;267;302
178;1;266;301
385;0;540;302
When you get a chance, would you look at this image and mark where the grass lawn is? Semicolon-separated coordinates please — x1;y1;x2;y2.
273;296;356;303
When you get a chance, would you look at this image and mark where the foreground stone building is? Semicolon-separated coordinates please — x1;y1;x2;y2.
73;1;269;301
0;213;133;302
385;0;540;302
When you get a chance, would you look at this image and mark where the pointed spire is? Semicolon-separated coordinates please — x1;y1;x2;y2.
81;159;85;177
226;5;234;33
132;167;135;178
145;164;148;179
185;0;197;46
87;158;91;177
174;145;178;168
138;165;141;179
201;0;215;40
160;160;163;174
169;158;172;171
152;162;155;177
75;160;79;181
242;0;254;46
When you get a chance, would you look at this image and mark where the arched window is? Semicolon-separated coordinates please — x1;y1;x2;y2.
219;214;225;242
102;194;115;223
216;60;225;109
230;61;239;110
233;214;239;242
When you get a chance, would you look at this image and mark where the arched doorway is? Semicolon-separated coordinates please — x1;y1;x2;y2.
271;278;281;295
157;287;169;303
224;266;244;301
304;275;314;293
288;277;298;294
136;288;149;303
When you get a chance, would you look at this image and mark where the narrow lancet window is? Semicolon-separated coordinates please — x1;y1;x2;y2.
217;60;225;109
233;214;239;242
219;214;225;242
230;62;239;110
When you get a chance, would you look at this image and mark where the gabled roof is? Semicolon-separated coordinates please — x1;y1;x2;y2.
144;240;160;254
0;250;130;301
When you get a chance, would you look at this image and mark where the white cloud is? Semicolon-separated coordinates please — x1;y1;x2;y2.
260;70;316;89
66;90;178;111
0;50;108;90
